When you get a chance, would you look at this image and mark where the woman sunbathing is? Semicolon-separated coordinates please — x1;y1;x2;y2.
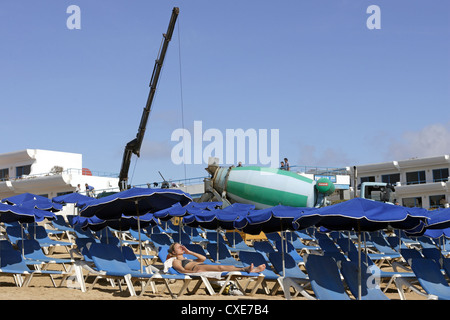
167;242;266;274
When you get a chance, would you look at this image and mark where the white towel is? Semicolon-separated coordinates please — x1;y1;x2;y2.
163;257;176;273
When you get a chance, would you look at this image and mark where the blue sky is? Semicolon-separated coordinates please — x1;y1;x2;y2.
1;0;449;186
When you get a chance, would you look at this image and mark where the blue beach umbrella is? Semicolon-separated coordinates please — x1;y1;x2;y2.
182;203;253;261
183;209;220;229
292;197;429;300
19;199;62;213
0;202;53;261
292;198;429;232
2;193;49;205
52;193;92;205
233;205;314;280
234;205;313;235
79;187;192;272
182;203;254;231
79;187;192;219
0;202;41;224
3;192;62;213
424;207;450;230
154;202;200;242
153;202;186;221
74;213;157;233
154;202;221;242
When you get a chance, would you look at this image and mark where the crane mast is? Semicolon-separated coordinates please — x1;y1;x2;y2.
118;7;179;190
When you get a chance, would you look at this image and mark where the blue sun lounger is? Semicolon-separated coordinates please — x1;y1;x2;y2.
239;250;282;295
27;225;73;253
0;240;73;288
88;243;183;298
339;260;389;300
158;246;264;296
268;251;314;300
409;258;450;300
304;254;351;300
17;239;74;271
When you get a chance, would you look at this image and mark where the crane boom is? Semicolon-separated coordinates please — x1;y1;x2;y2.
118;7;179;190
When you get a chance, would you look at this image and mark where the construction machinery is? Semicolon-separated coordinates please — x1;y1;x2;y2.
118;7;179;190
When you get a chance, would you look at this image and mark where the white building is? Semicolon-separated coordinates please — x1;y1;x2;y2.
350;155;450;209
0;149;119;199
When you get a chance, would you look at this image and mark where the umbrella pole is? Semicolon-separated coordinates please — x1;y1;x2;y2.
134;201;143;274
279;220;286;278
281;230;286;278
357;222;362;301
20;223;25;259
216;228;220;262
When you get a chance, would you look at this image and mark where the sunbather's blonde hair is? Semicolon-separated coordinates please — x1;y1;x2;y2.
166;242;178;260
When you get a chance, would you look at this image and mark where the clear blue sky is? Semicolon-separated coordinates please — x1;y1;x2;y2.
1;0;449;185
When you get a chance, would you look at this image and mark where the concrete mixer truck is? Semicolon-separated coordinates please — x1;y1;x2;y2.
199;157;335;209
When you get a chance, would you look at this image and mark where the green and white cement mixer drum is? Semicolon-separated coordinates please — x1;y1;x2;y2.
214;166;317;209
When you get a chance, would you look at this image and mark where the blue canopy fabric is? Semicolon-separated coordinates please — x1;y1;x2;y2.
424;228;450;239
2;192;62;213
2;193;50;205
79;187;192;219
292;198;429;232
153;203;189;221
425;207;450;230
0;202;46;223
187;201;222;210
182;203;254;230
234;205;314;235
183;210;220;229
18;199;62;213
74;213;157;232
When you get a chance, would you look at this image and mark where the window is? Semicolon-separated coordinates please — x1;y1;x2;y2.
406;170;426;185
56;191;72;197
360;176;375;183
429;195;447;209
381;173;400;185
433;168;449;182
0;168;9;180
402;197;422;208
16;165;31;178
